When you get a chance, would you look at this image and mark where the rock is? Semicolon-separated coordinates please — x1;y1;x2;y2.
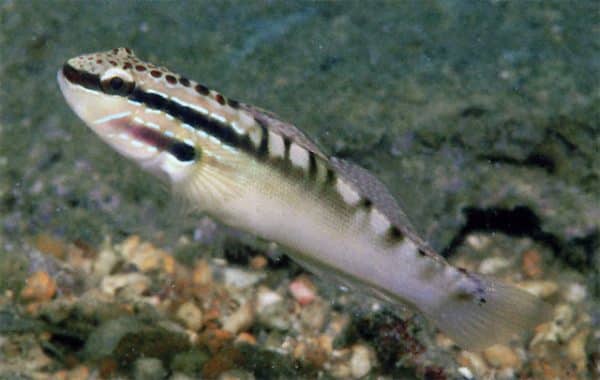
222;300;254;334
483;344;521;369
249;255;268;270
289;276;317;306
563;282;587;303
93;244;121;277
133;357;167;380
519;280;558;298
234;332;257;346
350;344;374;379
20;271;56;302
478;257;511;275
217;369;256;380
176;302;203;331
222;267;265;289
255;286;289;331
566;328;589;373
457;350;489;376
521;249;543;278
299;299;328;330
100;273;150;297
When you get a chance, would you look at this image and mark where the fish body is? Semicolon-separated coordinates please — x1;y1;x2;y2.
58;48;550;350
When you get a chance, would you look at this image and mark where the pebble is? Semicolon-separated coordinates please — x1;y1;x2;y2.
350;344;374;379
93;244;120;277
119;235;174;274
566;328;589;373
519;280;558;298
457;350;488;376
249;255;267;270
222;267;265;289
478;257;511;275
176;301;204;331
521;249;543;278
133;357;167;380
255;286;289;330
100;273;150;297
20;271;57;302
563;282;587;303
483;344;521;370
222;300;255;334
289;276;317;305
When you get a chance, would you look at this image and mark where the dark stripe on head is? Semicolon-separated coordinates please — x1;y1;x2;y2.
63;64;101;90
128;88;256;154
308;152;318;179
169;141;197;161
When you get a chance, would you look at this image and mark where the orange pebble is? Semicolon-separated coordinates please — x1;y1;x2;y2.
21;271;57;302
522;249;543;278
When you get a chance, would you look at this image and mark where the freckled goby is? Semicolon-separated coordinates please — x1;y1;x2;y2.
57;48;551;350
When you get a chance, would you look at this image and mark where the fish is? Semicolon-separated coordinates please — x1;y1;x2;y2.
57;48;551;351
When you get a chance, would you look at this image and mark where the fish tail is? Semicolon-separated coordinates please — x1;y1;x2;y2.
424;272;552;351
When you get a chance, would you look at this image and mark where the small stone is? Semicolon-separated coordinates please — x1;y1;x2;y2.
566;328;589;373
192;260;213;285
217;369;256;380
478;257;511;275
350;344;374;379
176;302;204;331
222;301;254;334
563;282;587;303
93;244;121;277
21;271;57;302
223;267;264;289
289;276;317;305
234;332;257;346
519;280;558;298
101;273;150;297
522;249;543;278
255;286;289;331
483;344;521;369
249;255;268;270
457;350;489;376
133;357;167;380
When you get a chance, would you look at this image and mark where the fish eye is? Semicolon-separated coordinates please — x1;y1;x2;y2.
100;68;135;96
109;77;124;90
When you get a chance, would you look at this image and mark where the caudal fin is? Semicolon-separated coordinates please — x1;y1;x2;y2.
426;274;552;351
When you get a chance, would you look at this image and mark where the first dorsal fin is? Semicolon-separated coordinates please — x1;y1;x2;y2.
240;103;328;159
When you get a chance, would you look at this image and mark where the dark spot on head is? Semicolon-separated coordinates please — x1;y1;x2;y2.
457;267;468;274
169;142;196;162
112;48;119;54
195;84;209;95
150;70;162;78
125;47;132;54
227;98;240;108
479;297;486;304
135;65;146;72
165;75;177;84
418;248;427;257
123;62;132;69
96;59;103;64
215;94;225;105
386;226;405;244
179;77;190;87
109;60;117;66
360;198;373;208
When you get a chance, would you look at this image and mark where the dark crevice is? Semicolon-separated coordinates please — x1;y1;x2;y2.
478;152;556;173
442;206;597;272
